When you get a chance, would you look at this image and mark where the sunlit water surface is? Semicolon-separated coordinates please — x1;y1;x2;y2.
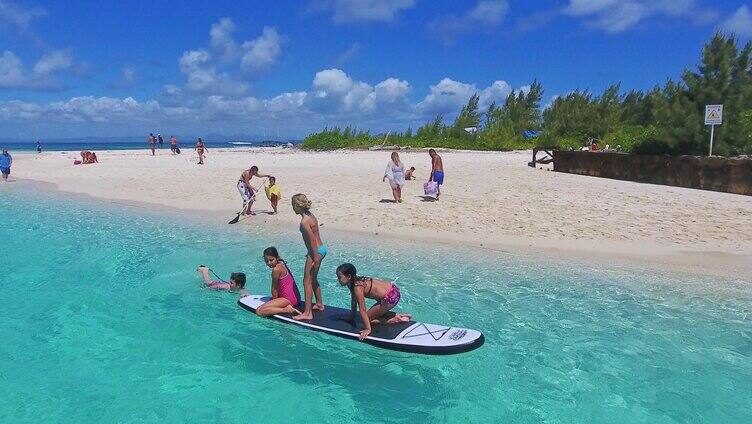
1;188;750;423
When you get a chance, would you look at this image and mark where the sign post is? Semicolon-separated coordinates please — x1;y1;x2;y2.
704;104;723;156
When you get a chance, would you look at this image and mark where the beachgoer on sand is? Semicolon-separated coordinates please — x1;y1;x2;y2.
36;141;42;153
158;134;164;149
405;167;416;180
428;149;444;199
196;265;249;296
264;176;281;214
383;151;405;203
238;166;270;216
195;138;206;164
336;263;412;340
292;194;327;321
169;136;178;154
256;247;303;317
147;133;156;156
0;148;12;182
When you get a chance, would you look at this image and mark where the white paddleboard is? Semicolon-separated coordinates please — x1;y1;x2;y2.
238;295;484;355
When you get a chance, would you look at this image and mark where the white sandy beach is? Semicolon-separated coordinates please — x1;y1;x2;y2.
9;147;752;277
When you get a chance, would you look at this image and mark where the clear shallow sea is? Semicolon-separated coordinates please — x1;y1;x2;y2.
1;188;751;423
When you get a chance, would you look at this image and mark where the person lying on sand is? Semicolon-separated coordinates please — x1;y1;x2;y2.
256;247;303;317
336;263;412;340
196;265;249;296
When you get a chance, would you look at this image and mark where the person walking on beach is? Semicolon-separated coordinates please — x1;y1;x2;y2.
169;135;178;154
383;151;405;203
0;148;12;182
36;141;42;153
428;149;444;200
237;165;270;216
195;138;206;164
158;134;164;149
147;133;156;156
292;194;327;321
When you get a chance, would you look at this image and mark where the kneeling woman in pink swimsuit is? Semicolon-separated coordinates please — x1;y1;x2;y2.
256;247;303;317
336;263;412;340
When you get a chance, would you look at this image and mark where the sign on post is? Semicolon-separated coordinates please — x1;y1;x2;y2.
705;104;723;156
705;105;723;125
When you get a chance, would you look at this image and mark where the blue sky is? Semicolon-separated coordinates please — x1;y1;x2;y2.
1;0;751;139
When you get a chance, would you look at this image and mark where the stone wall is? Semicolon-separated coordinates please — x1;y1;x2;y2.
552;151;752;195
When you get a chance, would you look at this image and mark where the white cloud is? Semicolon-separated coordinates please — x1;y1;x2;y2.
0;49;78;90
121;67;135;84
306;68;411;114
33;51;73;75
0;0;45;31
240;27;282;74
563;0;711;33
209;17;238;61
428;0;509;42
178;49;249;95
319;0;416;23
418;78;512;114
0;67;531;137
175;19;283;95
722;5;752;38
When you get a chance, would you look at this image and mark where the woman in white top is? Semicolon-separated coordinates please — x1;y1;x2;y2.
383;151;405;203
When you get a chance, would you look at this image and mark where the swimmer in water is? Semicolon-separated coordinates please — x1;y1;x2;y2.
196;265;249;296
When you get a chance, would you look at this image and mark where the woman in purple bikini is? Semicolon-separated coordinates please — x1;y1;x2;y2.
336;263;412;340
256;247;303;317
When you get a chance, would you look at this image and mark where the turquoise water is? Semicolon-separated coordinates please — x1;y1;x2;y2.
1;188;751;423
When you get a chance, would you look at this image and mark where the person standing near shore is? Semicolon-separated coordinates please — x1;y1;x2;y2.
383;151;405;203
36;141;42;153
158;134;164;149
238;165;269;215
169;135;178;154
428;149;444;199
292;194;327;321
0;148;12;181
147;133;156;156
195;138;206;164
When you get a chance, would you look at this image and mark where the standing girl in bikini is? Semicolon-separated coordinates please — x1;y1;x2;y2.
256;247;302;317
336;263;412;340
195;138;207;164
291;194;326;321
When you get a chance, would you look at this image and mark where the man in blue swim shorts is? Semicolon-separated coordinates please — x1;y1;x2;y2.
428;149;444;199
0;148;12;182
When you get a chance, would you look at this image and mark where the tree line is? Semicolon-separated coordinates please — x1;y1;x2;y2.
303;33;752;157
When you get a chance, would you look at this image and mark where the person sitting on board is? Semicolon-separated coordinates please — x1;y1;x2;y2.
404;166;416;180
264;176;281;214
196;265;249;296
256;247;303;317
292;194;327;321
336;263;412;340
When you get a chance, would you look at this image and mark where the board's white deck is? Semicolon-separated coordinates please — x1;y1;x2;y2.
238;295;483;353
